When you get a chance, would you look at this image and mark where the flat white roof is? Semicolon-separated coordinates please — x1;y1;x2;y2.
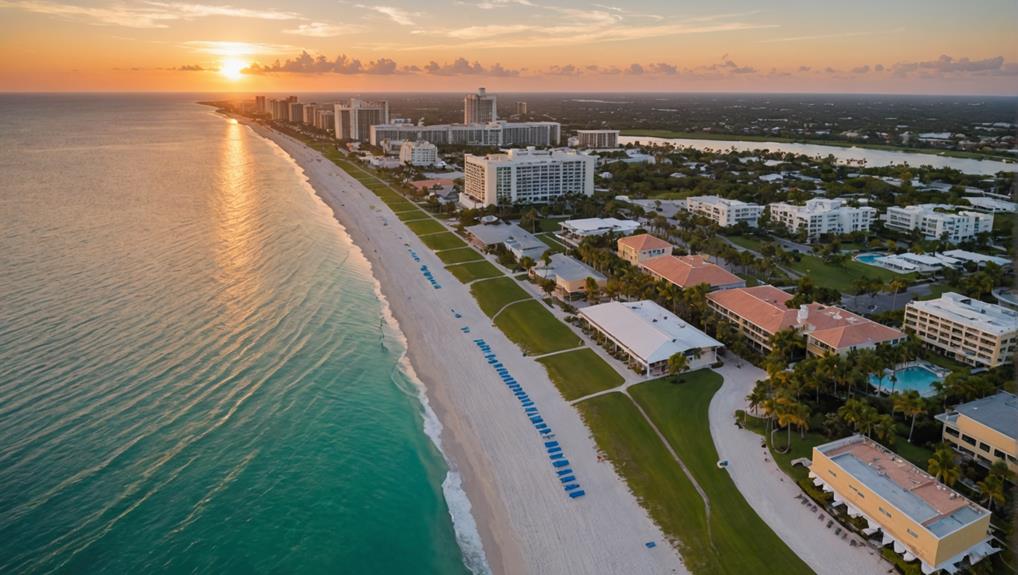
909;292;1018;336
687;195;761;208
534;253;605;283
579;300;722;364
940;249;1011;267
560;217;639;234
965;196;1017;212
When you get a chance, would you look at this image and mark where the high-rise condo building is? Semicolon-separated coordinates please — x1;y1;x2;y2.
255;96;266;113
462;148;595;207
464;87;497;124
333;98;389;141
370;121;560;147
575;130;619;149
515;101;528;115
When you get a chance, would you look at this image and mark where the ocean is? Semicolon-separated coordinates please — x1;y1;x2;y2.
0;94;482;574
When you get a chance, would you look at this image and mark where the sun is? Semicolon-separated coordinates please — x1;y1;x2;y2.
219;59;248;81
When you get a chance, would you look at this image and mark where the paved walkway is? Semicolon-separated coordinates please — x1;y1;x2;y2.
709;361;889;575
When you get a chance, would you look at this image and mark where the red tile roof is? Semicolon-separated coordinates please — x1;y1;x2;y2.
617;233;671;252
642;255;743;289
803;305;905;350
706;285;798;335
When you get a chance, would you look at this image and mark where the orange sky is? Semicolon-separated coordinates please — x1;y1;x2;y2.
1;0;1016;94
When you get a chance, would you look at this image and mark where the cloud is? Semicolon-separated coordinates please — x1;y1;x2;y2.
421;57;520;76
647;62;678;75
283;22;361;37
546;64;581;75
0;0;301;28
760;30;875;43
891;54;1011;77
625;63;644;75
183;41;299;56
175;63;210;71
243;51;385;75
356;4;415;25
851;65;870;74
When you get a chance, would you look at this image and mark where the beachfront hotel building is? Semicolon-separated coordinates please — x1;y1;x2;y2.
640;255;745;291
903;293;1018;368
370;121;561;148
810;435;996;574
333;99;389;142
616;233;671;265
936;391;1018;475
575;130;620;149
706;285;904;355
462;148;595;207
530;253;607;300
883;204;994;243
768;198;877;239
685;196;764;228
579;300;722;376
464;87;497;124
399;140;439;166
557;217;640;244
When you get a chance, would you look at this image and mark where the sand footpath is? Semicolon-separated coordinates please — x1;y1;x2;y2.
249;123;688;575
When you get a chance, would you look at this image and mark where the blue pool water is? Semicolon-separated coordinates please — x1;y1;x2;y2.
869;366;942;397
856;252;886;265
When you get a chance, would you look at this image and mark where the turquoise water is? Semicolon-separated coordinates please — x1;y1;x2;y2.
0;95;479;573
869;366;942;397
855;252;885;265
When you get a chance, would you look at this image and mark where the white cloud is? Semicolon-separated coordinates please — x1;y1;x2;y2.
0;0;302;28
283;22;361;37
183;40;300;56
355;4;415;25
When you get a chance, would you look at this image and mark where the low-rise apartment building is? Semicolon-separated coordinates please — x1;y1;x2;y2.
640;255;745;291
810;435;996;574
883;204;994;243
903;292;1018;368
768;198;877;239
616;233;671;265
399;140;439;166
557;217;640;244
685;196;764;227
936;391;1018;475
530;253;607;300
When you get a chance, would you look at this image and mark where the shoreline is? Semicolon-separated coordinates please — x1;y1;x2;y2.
241;117;687;575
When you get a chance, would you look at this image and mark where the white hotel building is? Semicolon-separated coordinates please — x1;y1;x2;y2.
883;204;994;243
398;140;438;166
685;196;764;227
463;148;595;207
575;129;619;149
370;121;560;148
768;198;877;239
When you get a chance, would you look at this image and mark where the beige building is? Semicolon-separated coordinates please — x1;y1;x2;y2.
810;435;996;574
936;391;1018;475
464;87;497;124
616;233;671;265
530;253;606;300
575;129;619;149
904;292;1018;368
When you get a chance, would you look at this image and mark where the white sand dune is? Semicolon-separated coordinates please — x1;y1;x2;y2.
249;122;688;575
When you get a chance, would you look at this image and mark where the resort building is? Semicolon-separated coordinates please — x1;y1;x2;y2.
964;196;1017;213
883;205;994;243
464;222;547;260
903;293;1018;368
874;252;958;274
685;196;764;227
464;87;497;124
640;255;745;291
616;233;671;265
768;198;877;239
939;249;1011;269
557;217;640;244
575;129;620;149
810;435;996;574
370;121;561;148
530;253;607;300
399;140;439;166
579;300;722;375
936;391;1018;474
333;98;389;142
706;285;904;355
462;148;595;207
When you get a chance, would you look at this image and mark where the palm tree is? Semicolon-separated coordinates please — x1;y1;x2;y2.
928;445;961;487
585;277;601;304
747;381;768;416
888;278;909;309
977;474;1006;511
873;414;896;444
894;391;926;443
667;353;689;382
773;395;808;452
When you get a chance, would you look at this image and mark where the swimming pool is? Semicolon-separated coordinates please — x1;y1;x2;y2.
869;365;943;397
855;252;886;265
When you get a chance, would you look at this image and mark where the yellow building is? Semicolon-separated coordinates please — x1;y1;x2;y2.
529;253;607;300
616;233;671;265
904;292;1018;368
810;435;996;574
936;391;1018;475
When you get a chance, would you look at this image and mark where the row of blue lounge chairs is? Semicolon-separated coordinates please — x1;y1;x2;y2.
407;248;442;289
472;338;585;500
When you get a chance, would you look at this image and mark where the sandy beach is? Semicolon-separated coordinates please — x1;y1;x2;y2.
248;121;687;575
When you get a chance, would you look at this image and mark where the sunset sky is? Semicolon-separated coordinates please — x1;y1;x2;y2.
1;0;1016;94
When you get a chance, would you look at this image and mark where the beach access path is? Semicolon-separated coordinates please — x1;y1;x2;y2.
709;362;888;575
252;124;687;575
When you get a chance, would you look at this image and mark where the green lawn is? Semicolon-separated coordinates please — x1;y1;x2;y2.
576;393;713;573
470;277;530;316
724;235;768;253
536;233;569;253
396;210;428;222
493;301;581;355
739;411;827;482
788;253;902;292
535;218;565;233
538;348;623;400
420;232;467;251
446;260;503;283
435;247;484;265
631;372;813;575
405;218;447;236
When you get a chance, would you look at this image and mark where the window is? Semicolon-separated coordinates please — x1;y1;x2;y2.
878;507;892;519
907;529;919;538
962;434;977;447
944;427;959;438
979;442;991;453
